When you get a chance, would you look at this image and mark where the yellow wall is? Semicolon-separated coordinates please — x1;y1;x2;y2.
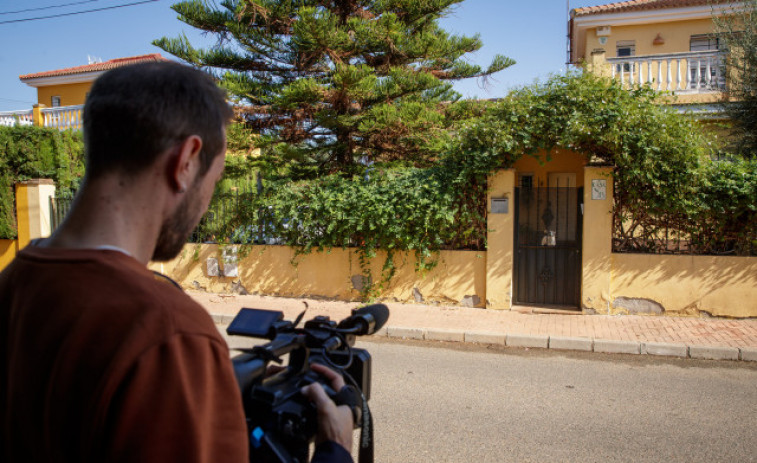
151;244;487;306
0;240;17;272
486;169;515;309
583;19;716;59
513;149;587;188
582;167;615;314
37;82;90;107
610;254;757;318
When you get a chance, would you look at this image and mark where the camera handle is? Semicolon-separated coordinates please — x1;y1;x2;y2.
342;371;374;463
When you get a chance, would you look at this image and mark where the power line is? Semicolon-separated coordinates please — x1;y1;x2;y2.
0;1;99;16
0;97;36;105
0;0;159;25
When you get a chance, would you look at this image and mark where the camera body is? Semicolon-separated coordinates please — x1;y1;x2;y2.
227;306;386;463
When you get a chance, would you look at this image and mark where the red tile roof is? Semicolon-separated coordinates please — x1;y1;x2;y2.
573;0;734;17
19;53;168;81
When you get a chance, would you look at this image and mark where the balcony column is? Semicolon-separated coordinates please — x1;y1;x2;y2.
676;59;683;90
666;59;673;91
657;62;663;91
32;104;46;127
588;49;611;78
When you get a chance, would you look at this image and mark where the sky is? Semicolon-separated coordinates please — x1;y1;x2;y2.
0;0;603;112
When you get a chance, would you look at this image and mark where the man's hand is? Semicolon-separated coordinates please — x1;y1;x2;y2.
300;363;354;453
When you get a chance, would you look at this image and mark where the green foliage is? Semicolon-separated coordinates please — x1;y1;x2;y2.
0;126;84;239
226;121;260;157
155;0;514;175
715;0;757;157
693;157;757;254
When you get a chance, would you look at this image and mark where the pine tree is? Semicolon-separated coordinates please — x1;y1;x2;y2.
717;0;757;158
154;0;513;175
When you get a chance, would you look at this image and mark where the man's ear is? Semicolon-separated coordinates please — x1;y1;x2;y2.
168;135;203;193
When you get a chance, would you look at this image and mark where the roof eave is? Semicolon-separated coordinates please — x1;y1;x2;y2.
20;70;107;88
573;4;741;28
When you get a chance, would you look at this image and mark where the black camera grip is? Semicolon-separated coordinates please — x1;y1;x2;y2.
332;385;363;428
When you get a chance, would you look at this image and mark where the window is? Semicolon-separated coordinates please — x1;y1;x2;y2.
615;40;636;74
51;96;61;107
690;35;719;52
689;34;725;90
519;173;534;189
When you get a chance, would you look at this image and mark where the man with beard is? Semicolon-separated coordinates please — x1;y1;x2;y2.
0;62;353;463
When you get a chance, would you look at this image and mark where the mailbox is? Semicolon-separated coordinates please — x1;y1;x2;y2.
491;197;508;214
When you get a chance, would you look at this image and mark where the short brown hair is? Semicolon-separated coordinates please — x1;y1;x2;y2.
83;61;233;178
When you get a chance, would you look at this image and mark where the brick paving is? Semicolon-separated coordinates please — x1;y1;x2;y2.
189;291;757;357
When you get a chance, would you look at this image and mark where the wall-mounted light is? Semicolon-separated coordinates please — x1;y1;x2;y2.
596;25;611;37
653;33;665;45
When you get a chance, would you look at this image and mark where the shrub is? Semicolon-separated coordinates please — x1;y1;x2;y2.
0;126;84;239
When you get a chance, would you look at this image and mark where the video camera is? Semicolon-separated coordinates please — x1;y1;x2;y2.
227;304;389;463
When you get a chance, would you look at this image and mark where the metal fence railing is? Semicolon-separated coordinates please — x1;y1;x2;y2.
48;191;270;245
50;196;74;232
188;191;277;244
612;212;757;257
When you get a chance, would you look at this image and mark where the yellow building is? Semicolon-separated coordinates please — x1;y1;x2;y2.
12;53;259;156
19;54;167;108
569;0;742;106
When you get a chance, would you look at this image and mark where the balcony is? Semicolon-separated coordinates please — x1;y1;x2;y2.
590;50;728;105
0;110;32;127
0;104;83;130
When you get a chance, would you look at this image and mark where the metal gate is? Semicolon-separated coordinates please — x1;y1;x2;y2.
513;186;583;308
50;197;73;232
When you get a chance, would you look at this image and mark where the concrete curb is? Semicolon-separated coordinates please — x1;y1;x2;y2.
740;347;757;362
387;326;426;340
214;317;756;362
426;329;465;342
641;342;688;358
549;336;594;352
379;326;756;362
594;339;641;355
506;333;549;349
464;331;506;345
689;345;740;361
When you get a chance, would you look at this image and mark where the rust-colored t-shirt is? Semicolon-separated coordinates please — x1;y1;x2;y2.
0;246;249;462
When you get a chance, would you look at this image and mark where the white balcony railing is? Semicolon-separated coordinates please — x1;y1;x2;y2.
0;110;33;127
607;50;727;93
41;105;84;130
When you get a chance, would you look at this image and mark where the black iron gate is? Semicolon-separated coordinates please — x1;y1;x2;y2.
513;186;583;308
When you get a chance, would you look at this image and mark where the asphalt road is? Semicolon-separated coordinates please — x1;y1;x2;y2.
358;338;757;463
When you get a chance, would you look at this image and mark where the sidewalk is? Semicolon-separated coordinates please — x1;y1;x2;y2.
188;290;757;362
